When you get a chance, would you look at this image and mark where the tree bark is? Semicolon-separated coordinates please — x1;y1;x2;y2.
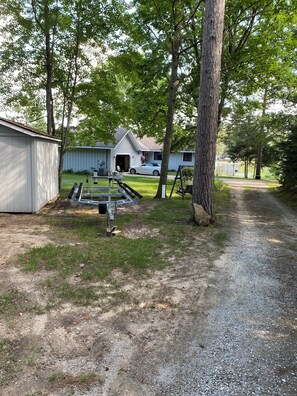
45;31;55;136
32;0;55;135
44;1;55;136
255;143;263;179
192;0;226;223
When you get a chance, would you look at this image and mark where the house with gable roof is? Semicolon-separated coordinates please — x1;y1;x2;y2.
63;128;195;173
63;128;143;173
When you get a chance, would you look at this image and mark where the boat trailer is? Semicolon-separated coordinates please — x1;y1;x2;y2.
68;173;142;236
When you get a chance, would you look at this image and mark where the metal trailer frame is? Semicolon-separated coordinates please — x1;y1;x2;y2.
68;173;142;235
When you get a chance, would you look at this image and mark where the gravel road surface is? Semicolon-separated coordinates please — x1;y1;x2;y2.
156;179;297;395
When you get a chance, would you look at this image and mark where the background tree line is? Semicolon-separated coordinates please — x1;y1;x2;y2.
0;0;297;220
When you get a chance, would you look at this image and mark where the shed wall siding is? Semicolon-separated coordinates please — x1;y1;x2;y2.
34;140;59;212
63;149;110;172
0;136;33;212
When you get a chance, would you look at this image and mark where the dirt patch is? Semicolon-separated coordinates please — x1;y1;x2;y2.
123;222;160;239
0;214;52;264
0;201;219;396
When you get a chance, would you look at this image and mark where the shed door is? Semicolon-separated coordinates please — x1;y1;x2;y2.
0;137;33;212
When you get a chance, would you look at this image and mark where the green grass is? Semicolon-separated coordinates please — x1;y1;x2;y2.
0;337;39;386
272;185;297;210
48;371;104;388
213;231;228;248
60;172;170;200
16;173;230;308
0;289;43;315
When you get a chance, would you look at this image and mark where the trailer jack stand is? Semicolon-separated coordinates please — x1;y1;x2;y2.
106;202;121;236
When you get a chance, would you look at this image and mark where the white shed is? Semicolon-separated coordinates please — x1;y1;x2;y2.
0;117;60;213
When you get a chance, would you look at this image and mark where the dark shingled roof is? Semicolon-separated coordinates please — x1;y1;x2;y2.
138;136;163;151
0;117;60;141
95;128;128;148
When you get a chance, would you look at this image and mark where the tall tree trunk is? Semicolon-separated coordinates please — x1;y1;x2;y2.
244;159;248;178
32;0;55;135
255;88;267;180
58;5;82;190
255;143;263;179
218;73;229;128
155;32;181;198
45;31;55;136
44;2;55;136
192;0;226;223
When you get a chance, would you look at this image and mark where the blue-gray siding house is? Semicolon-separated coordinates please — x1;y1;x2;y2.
63;129;195;173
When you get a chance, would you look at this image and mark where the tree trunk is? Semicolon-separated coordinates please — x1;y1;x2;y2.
218;73;229;128
58;6;82;190
45;2;55;136
255;143;263;179
192;0;226;223
255;88;267;180
244;159;248;178
155;33;181;198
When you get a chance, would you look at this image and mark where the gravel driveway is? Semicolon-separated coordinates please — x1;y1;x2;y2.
1;179;296;395
111;179;297;396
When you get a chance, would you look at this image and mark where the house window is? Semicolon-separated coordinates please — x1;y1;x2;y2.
154;152;162;161
183;152;192;162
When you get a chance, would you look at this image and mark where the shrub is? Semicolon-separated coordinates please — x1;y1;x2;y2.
276;125;297;191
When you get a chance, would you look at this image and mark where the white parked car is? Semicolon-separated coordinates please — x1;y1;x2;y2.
129;163;161;176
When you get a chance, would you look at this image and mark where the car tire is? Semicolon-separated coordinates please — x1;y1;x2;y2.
153;170;160;176
130;168;136;174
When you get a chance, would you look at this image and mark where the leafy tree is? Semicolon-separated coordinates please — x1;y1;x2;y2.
219;1;297;179
119;0;204;198
223;108;283;178
224;114;261;178
75;61;130;146
0;0;126;187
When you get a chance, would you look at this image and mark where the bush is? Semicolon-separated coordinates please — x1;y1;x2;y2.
182;167;194;181
276;125;297;191
63;169;91;175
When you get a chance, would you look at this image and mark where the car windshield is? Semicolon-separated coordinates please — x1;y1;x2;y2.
140;163;160;167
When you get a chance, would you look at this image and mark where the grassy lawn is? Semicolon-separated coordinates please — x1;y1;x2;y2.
273;187;297;210
59;172;174;200
14;173;230;310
